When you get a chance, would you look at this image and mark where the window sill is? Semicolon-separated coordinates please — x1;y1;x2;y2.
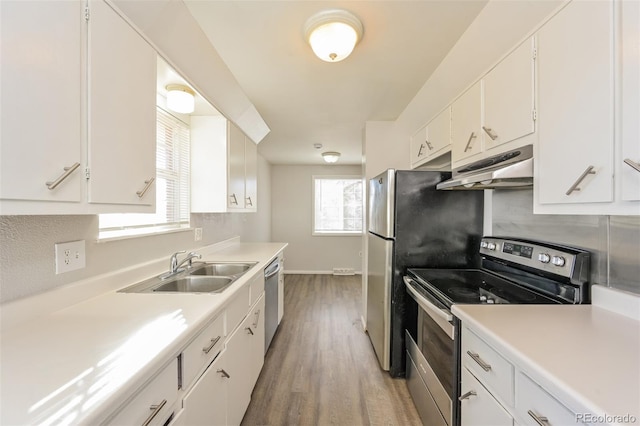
312;231;363;237
98;225;193;243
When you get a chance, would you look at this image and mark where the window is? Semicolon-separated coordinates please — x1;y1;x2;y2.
99;107;190;238
313;176;363;235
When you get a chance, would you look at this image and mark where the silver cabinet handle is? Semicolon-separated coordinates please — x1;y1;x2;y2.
217;368;230;378
464;132;476;152
246;196;253;206
624;158;640;173
253;309;261;328
467;350;492;371
458;390;477;401
245;327;254;335
202;336;221;354
141;399;167;426
230;193;238;205
565;166;596;195
528;410;550;426
46;162;80;190
425;140;434;150
417;144;425;157
482;126;498;141
136;177;155;198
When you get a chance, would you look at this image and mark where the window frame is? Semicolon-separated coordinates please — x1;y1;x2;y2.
311;175;364;237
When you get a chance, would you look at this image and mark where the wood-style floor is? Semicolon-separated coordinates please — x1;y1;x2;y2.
241;274;422;426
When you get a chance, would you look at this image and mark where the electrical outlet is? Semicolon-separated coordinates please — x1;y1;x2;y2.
194;228;203;241
55;240;86;274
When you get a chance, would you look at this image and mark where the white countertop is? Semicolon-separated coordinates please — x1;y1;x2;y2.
0;241;287;426
453;303;640;425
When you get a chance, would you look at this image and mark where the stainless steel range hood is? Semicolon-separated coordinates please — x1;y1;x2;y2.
437;145;533;190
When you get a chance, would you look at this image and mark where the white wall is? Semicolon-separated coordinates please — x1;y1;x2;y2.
0;154;272;304
271;165;363;273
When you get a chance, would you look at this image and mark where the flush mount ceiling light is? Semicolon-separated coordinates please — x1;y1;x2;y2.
304;9;363;62
322;151;341;163
166;84;195;114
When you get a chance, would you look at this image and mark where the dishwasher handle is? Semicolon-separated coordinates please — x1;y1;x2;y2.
264;261;281;279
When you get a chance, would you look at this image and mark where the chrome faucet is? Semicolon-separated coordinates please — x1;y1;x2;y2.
166;250;202;277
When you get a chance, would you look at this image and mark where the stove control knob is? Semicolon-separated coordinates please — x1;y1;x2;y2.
479;295;487;302
480;241;488;248
552;256;566;267
486;299;495;304
538;253;551;263
487;242;497;251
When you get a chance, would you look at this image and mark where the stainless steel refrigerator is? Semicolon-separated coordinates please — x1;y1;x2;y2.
366;169;484;377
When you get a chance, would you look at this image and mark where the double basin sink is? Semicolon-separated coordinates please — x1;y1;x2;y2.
120;262;257;294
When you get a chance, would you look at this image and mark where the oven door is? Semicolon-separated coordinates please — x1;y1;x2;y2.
404;276;456;426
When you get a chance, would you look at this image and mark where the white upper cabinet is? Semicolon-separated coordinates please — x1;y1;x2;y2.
536;0;614;206
451;81;483;164
191;117;258;213
87;0;156;210
0;1;83;210
483;37;535;151
534;0;638;214
451;38;536;168
410;107;451;169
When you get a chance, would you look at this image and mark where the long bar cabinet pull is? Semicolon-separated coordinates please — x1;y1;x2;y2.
565;166;596;195
464;132;476;152
467;350;492;371
253;309;261;328
527;409;550;426
230;193;239;205
458;390;477;401
141;399;167;426
217;368;230;378
202;336;221;354
482;126;498;141
425;140;434;150
246;196;253;206
417;144;425;157
136;177;155;198
245;327;254;335
624;158;640;173
46;162;81;190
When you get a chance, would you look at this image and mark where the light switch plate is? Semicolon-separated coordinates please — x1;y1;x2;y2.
55;240;86;274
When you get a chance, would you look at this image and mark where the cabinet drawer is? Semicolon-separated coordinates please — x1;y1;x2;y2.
462;327;514;406
226;284;250;335
249;273;265;307
515;372;584;426
182;314;224;391
461;367;513;426
106;358;178;426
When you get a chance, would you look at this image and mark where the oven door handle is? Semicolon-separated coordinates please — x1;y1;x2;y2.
403;276;454;340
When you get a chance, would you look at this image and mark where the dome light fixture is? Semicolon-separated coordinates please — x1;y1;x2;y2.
166;84;195;114
322;151;341;163
304;9;363;62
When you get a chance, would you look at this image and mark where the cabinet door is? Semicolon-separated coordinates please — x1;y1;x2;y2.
249;295;265;386
620;0;640;201
0;1;82;203
451;82;482;164
244;138;258;210
87;0;156;208
460;368;513;426
483;38;535;152
227;123;246;210
426;107;452;160
182;350;227;426
226;313;253;426
410;126;428;167
537;0;614;204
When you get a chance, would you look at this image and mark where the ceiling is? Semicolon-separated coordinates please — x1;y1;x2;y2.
182;1;488;165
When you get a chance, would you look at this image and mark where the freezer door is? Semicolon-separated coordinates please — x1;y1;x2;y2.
368;169;395;238
366;233;394;370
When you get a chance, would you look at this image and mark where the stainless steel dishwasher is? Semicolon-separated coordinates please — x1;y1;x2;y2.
264;257;280;353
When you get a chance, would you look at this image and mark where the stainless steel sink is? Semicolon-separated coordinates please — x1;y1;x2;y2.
118;261;257;294
152;276;234;293
189;262;255;277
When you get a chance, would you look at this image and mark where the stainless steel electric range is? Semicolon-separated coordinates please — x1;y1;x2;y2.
402;236;591;426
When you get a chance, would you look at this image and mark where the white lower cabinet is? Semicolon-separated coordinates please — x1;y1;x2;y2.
460;325;590;426
180;350;228;426
106;358;179;426
460;368;513;426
